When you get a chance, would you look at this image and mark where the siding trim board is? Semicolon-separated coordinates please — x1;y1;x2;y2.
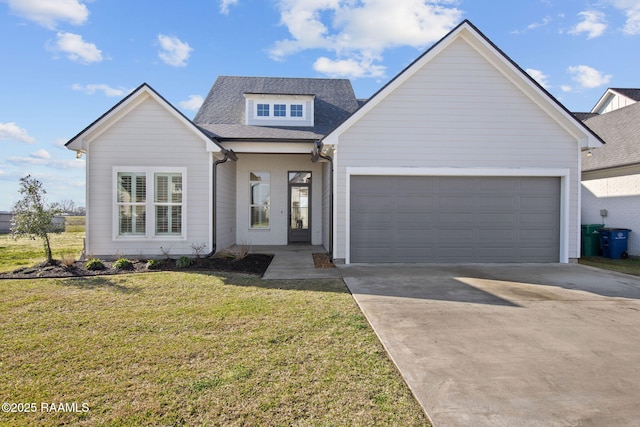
345;167;570;264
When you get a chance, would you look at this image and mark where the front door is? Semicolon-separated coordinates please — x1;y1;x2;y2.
288;171;311;243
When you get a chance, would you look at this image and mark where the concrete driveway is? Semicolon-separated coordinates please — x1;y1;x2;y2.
339;263;640;426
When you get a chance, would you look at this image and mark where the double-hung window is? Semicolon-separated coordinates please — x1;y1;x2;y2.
114;168;185;239
155;173;182;235
117;173;146;235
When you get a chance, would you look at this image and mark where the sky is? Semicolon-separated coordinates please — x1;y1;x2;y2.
1;0;639;211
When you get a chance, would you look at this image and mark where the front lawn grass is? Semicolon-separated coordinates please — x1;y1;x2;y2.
579;256;640;276
0;216;85;272
0;273;429;426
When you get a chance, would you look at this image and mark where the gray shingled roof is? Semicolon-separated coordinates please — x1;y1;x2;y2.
582;101;640;172
193;76;360;140
573;112;599;121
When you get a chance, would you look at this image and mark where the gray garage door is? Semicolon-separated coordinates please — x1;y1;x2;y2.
350;176;560;263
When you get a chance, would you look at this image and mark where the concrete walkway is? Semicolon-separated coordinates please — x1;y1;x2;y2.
340;263;640;426
255;245;342;280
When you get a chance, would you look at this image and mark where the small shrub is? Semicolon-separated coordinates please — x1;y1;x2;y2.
234;241;252;261
85;258;105;271
61;253;76;268
190;243;208;259
176;256;194;269
146;259;162;270
113;258;134;270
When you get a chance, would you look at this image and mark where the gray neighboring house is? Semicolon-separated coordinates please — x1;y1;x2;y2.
580;90;640;255
66;20;602;263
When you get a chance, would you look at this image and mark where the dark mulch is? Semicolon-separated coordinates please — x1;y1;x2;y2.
313;253;336;268
0;254;274;280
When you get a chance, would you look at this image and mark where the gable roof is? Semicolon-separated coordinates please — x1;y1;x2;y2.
66;83;221;152
591;88;640;114
323;20;603;149
193;76;359;141
582;102;640;172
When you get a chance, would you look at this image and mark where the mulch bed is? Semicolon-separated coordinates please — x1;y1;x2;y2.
0;254;274;279
313;253;336;268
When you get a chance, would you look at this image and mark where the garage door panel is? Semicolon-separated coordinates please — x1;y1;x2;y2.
479;196;516;210
350;176;560;263
439;212;475;226
439;196;475;209
478;213;516;226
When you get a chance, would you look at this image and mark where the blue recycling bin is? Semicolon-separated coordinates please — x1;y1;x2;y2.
598;228;632;259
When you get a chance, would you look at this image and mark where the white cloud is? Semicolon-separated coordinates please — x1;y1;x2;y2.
53;32;103;64
567;65;612;88
31;149;51;160
2;0;89;29
0;122;36;144
569;10;607;38
314;56;385;78
72;83;132;97
220;0;239;14
157;34;192;67
179;95;204;111
7;155;84;169
512;16;552;34
608;0;640;35
526;68;550;89
269;0;462;78
561;85;573;92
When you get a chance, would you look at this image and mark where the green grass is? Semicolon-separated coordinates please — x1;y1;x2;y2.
579;256;640;276
0;217;85;272
0;273;429;426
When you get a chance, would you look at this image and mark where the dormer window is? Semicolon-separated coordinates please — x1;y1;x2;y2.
274;104;286;117
244;93;315;127
291;104;303;117
257;103;270;117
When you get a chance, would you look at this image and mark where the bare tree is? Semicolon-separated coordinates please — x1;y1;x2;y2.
59;199;76;214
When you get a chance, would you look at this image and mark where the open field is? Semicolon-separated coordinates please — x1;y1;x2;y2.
0;217;84;272
0;273;429;426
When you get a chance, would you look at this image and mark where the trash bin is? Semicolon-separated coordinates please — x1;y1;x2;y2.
581;224;604;256
598;228;632;259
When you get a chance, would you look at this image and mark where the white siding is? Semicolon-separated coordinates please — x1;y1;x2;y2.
235;154;323;245
333;37;581;261
321;161;331;251
595;93;637;114
87;97;211;257
582;174;640;255
216;159;237;251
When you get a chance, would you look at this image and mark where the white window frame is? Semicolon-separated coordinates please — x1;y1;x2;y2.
249;171;270;229
154;173;183;236
112;167;187;241
252;102;306;121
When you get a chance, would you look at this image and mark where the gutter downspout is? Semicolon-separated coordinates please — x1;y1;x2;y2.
207;148;238;257
312;140;334;261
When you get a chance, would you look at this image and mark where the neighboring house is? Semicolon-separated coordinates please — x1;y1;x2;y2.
591;88;640;115
66;20;601;263
580;92;640;255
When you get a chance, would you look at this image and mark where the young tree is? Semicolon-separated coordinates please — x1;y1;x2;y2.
11;175;63;264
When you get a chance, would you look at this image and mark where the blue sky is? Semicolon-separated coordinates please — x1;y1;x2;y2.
1;0;639;211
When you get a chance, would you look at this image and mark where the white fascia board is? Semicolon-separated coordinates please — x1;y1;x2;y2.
221;141;316;154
